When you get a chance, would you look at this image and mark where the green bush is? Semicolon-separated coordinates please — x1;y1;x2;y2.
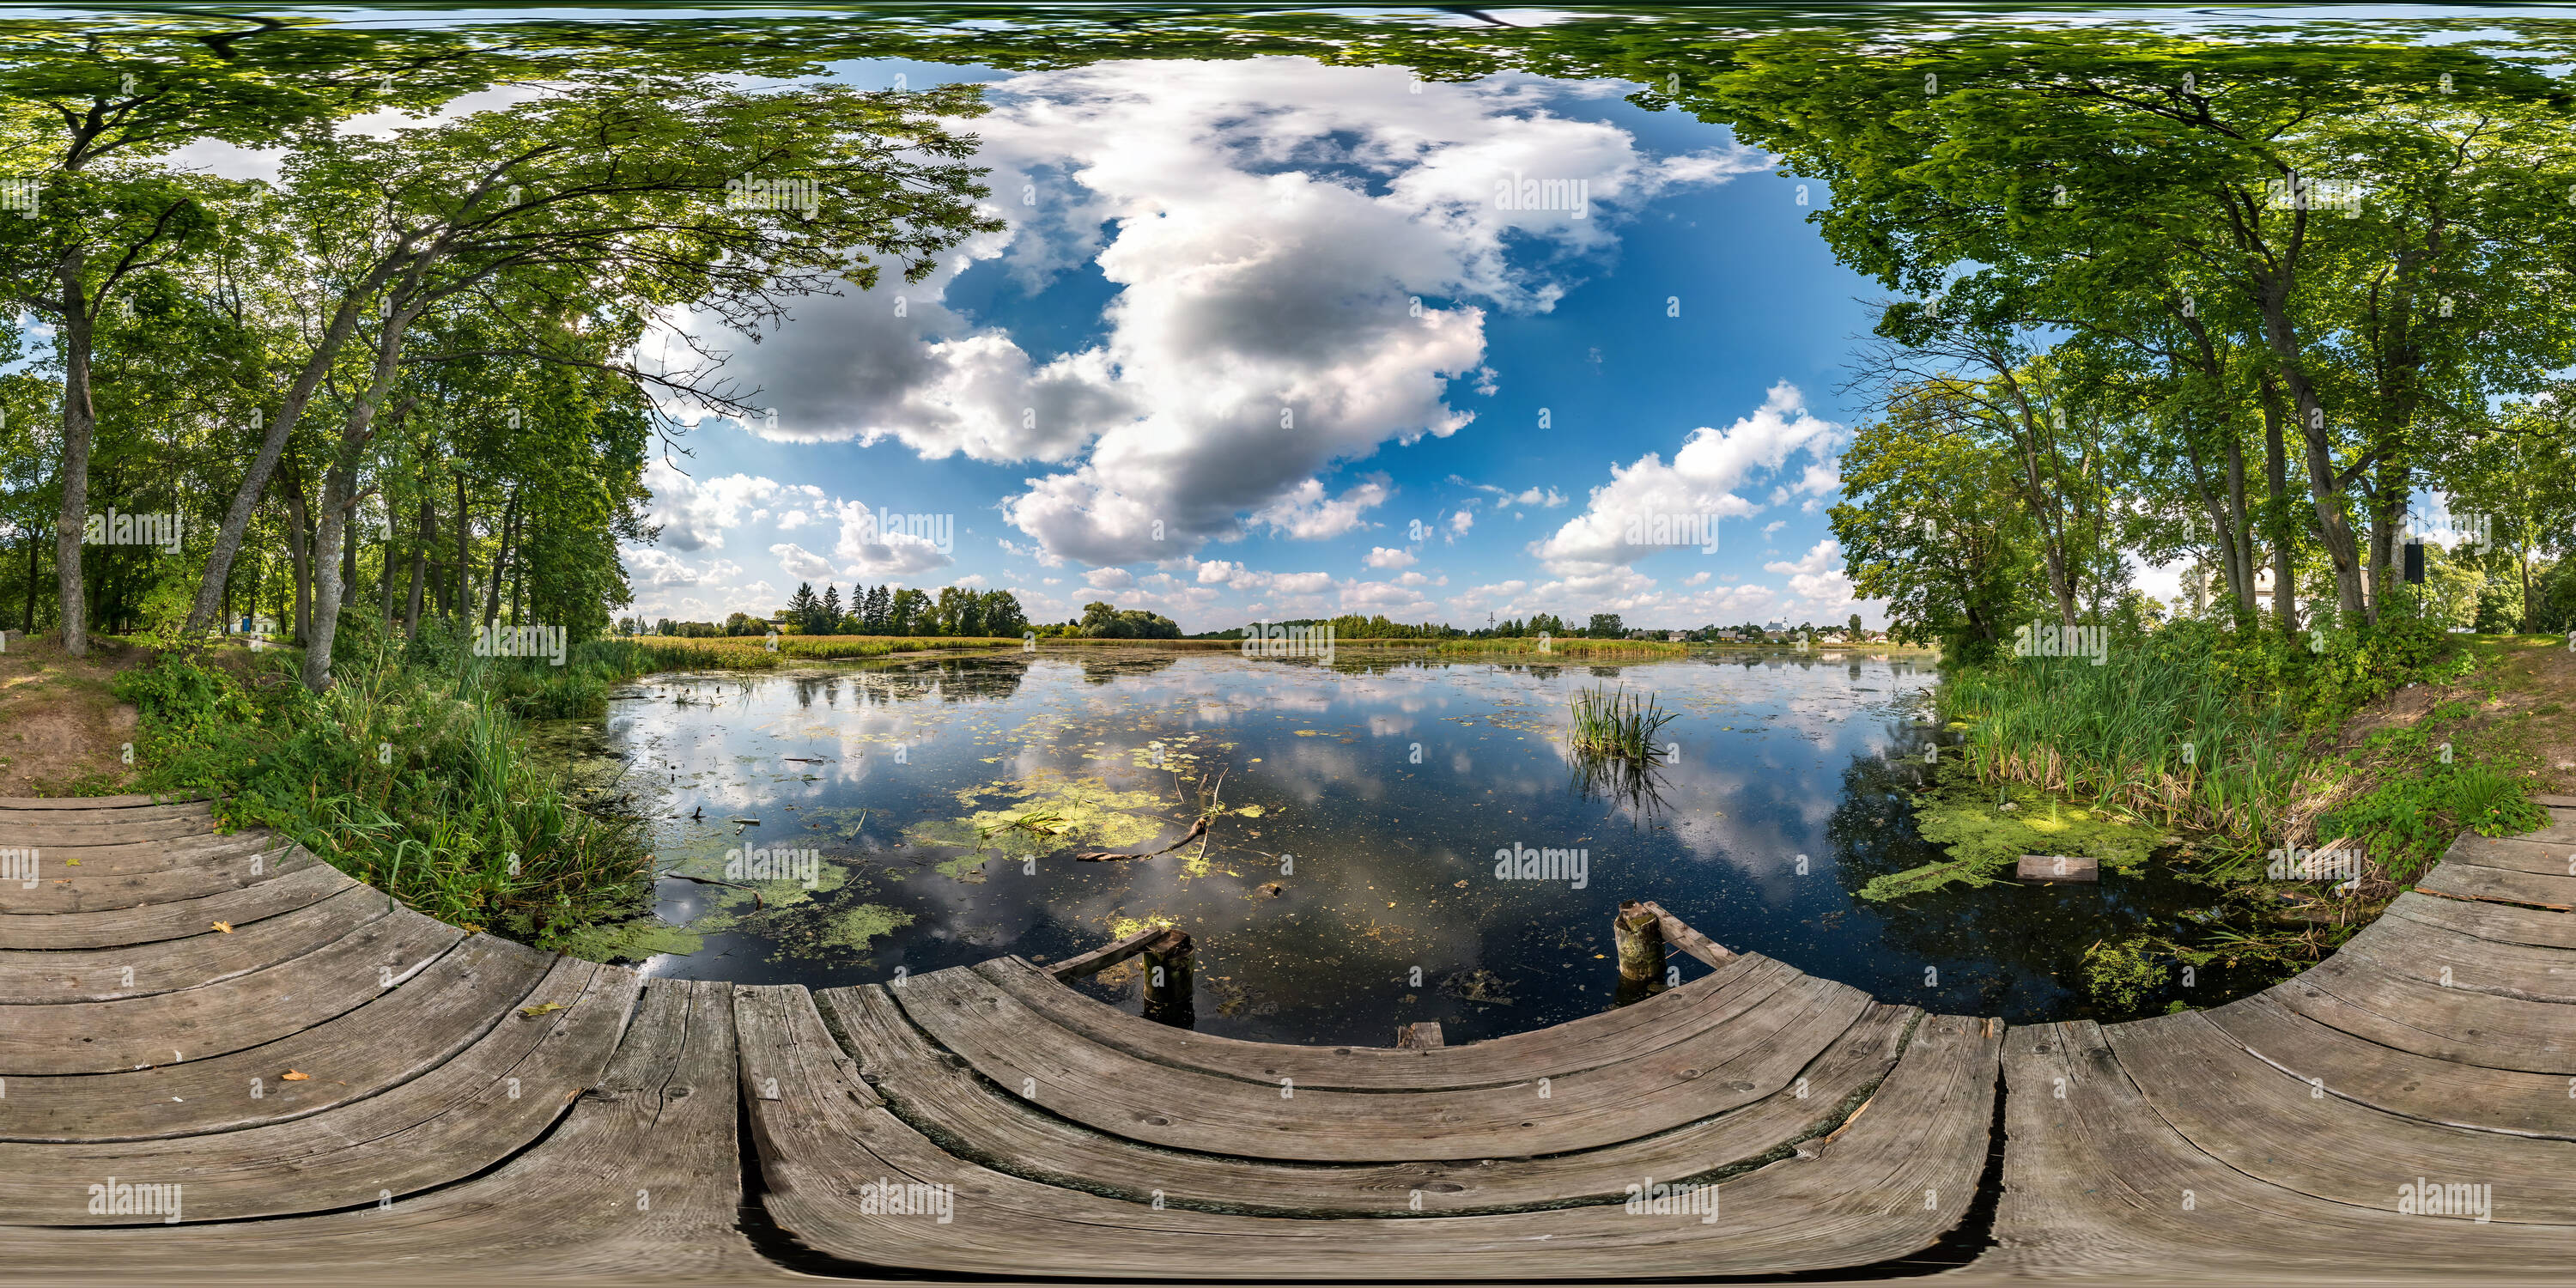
2320;761;2551;883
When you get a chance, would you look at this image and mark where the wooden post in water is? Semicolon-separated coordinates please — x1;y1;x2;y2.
1615;901;1666;986
1142;929;1194;1029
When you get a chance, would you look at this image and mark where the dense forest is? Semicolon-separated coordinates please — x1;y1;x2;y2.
3;10;2572;685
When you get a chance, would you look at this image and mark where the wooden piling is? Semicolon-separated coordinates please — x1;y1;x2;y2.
1614;900;1666;984
1142;928;1194;1029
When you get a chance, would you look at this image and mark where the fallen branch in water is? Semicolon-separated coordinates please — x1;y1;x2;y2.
656;869;763;909
1074;816;1210;862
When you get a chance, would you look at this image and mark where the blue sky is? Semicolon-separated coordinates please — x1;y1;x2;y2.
625;53;1899;633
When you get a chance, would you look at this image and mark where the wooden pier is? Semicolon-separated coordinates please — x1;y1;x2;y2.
3;793;2573;1281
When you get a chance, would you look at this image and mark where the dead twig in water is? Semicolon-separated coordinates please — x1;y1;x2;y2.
657;870;763;910
1073;816;1210;862
1193;768;1227;866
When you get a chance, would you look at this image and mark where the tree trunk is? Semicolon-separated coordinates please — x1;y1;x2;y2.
2223;428;2256;623
380;504;398;625
404;499;430;640
453;472;470;624
22;527;39;633
52;252;95;656
2522;549;2536;634
301;348;414;691
2259;384;2299;636
282;460;313;647
509;517;526;624
341;502;360;605
482;488;517;627
2256;349;2368;625
182;260;406;640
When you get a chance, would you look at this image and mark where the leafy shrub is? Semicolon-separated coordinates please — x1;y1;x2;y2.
2320;761;2551;883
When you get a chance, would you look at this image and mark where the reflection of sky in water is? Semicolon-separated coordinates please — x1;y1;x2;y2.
608;648;2229;1045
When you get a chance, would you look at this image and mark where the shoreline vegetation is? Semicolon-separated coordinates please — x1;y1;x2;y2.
1874;616;2564;1013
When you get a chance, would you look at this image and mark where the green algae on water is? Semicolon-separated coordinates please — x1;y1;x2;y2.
1857;764;2163;902
544;916;705;963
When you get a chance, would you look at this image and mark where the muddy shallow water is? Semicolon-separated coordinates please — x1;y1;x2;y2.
565;645;2256;1044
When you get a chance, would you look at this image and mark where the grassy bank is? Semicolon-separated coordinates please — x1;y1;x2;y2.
118;627;651;945
1891;612;2561;1011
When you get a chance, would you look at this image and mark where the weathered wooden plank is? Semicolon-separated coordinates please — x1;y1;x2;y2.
899;960;1871;1162
975;950;1782;1091
1044;923;1185;979
2389;890;2576;951
0;883;393;1004
2505;816;2576;843
2442;833;2576;878
0;814;232;846
746;984;1997;1278
2333;908;2576;1003
0;906;463;1074
1989;1022;2576;1277
2415;860;2575;910
2018;854;2098;882
2274;950;2576;1073
1637;900;1734;968
0;935;556;1143
821;981;1915;1215
0;841;319;914
0;801;214;829
0;794;199;810
0;829;289;882
2109;1010;2576;1222
0;959;637;1223
2199;991;2576;1140
1395;1021;1443;1049
0;861;354;951
0;976;773;1279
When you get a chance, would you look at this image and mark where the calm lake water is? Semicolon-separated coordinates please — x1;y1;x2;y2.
577;645;2244;1042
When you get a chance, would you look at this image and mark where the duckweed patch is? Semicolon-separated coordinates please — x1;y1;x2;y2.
1858;766;2165;902
908;769;1182;882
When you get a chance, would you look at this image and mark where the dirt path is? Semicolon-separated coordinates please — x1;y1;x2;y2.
0;632;142;796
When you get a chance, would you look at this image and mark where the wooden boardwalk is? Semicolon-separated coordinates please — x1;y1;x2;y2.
3;793;2572;1281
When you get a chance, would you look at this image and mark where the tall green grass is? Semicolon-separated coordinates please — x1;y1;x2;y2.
118;635;650;942
1937;641;2305;852
1568;683;1679;760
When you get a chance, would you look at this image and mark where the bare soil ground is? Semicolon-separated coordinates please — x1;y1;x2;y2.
0;631;143;796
